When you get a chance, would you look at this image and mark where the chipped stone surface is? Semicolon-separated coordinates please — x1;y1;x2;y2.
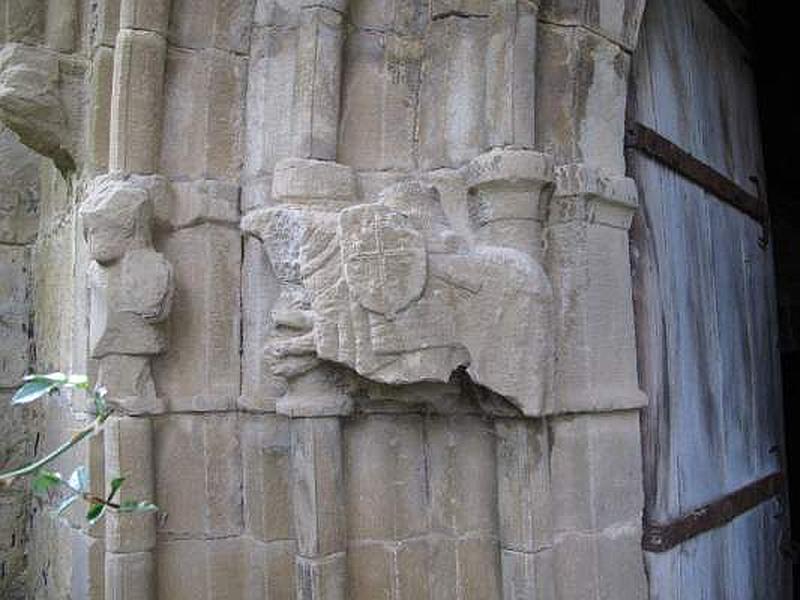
0;43;71;172
1;1;655;597
243;152;555;416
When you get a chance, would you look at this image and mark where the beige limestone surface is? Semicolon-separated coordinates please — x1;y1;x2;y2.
0;0;648;598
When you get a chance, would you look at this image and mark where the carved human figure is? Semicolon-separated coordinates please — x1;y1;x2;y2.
80;177;173;411
244;180;553;416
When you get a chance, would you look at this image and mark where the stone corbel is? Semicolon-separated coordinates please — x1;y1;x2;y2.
242;158;358;419
0;43;74;174
547;163;647;414
80;174;174;415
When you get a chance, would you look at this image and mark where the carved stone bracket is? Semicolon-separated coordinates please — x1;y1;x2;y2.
80;174;174;415
547;163;647;414
243;149;558;417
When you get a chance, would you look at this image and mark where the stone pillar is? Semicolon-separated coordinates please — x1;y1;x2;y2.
261;159;355;600
547;164;645;414
464;148;553;260
286;6;350;595
465;147;557;599
292;0;348;160
87;2;172;599
485;0;540;149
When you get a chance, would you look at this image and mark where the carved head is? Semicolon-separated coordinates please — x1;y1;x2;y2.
378;181;449;233
80;179;153;265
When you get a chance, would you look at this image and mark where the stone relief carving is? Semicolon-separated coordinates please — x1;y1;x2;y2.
80;175;173;413
243;150;555;416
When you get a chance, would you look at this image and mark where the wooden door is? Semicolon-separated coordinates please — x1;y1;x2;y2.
628;0;791;597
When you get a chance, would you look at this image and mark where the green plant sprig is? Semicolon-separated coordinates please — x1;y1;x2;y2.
0;373;157;523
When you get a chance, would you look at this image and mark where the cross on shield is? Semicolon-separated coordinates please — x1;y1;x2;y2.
339;204;427;318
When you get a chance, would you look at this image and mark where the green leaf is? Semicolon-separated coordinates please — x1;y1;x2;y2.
12;380;58;405
68;466;88;493
108;477;125;500
118;500;158;514
86;502;105;524
54;494;78;516
66;374;89;389
23;372;67;384
32;470;62;494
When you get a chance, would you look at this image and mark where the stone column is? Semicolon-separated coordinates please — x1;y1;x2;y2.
485;0;540;149
465;147;557;599
544;166;647;600
464;148;552;260
286;5;351;597
97;2;171;599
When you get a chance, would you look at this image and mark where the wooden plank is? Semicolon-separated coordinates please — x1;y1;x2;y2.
625;122;765;224
630;0;763;193
644;500;785;600
642;472;784;552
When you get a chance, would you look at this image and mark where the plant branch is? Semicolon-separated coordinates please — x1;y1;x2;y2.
0;410;109;482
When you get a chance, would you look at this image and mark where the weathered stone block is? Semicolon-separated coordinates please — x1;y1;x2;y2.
169;0;254;53
291;418;346;557
344;415;427;541
154;414;243;537
549;411;644;535
536;24;629;174
45;0;78;52
244;538;297;600
0;44;71;171
292;7;345;160
485;0;538;148
109;30;166;175
431;0;490;18
348;543;393;600
295;552;347;600
539;0;646;50
0;244;30;388
242;415;294;542
418;17;486;169
162;179;240;229
240;235;285;412
71;530;104;600
500;548;556;600
105;551;154;600
87;47;114;173
271;158;356;204
417;536;503;599
546;166;645;414
254;0;301;27
0;127;38;245
0;0;45;44
457;537;503;599
157;538;244;599
0;489;28;597
553;526;646;600
245;26;297;178
427;416;497;536
495;419;552;552
156;224;241;412
160;48;245;180
349;0;425;33
91;0;121;48
104;416;155;553
395;538;432;599
120;0;170;34
338;31;421;170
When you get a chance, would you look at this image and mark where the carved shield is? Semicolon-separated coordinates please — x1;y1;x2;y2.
339;204;426;317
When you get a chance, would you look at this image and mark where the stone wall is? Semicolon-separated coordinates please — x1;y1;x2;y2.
0;125;38;600
0;1;650;598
